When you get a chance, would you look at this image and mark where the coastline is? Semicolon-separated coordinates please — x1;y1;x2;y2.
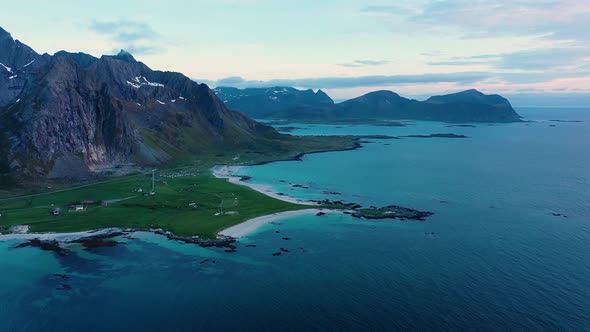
1;167;328;245
211;165;318;206
0;228;123;242
220;209;334;238
1;142;364;245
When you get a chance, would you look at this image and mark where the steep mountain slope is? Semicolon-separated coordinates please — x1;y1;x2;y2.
0;28;281;179
215;86;522;123
213;86;334;118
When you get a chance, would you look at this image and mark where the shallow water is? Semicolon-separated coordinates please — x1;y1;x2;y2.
1;108;589;331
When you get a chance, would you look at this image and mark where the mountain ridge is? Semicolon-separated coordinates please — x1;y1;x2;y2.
0;28;284;181
213;86;335;119
214;87;522;123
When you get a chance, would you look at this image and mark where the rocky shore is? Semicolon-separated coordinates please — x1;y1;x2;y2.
11;227;239;256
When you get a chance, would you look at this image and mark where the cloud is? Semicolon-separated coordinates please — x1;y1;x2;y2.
89;19;163;55
429;47;590;71
360;4;424;16
421;51;442;57
361;0;590;42
203;70;590;89
338;59;390;68
205;72;492;89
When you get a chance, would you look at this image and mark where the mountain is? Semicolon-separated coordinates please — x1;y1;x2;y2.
336;89;521;122
215;87;522;123
213;86;334;118
0;28;282;180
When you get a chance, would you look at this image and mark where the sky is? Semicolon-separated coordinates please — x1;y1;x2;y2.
1;0;589;106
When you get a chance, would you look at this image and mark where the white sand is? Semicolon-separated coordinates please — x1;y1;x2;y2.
220;209;335;238
211;165;318;206
0;228;123;242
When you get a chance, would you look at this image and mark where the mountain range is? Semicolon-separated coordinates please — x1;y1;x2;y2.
1;26;521;183
214;87;522;123
0;27;282;180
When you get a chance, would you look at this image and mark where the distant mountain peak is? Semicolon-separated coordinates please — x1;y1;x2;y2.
113;49;137;62
365;90;401;99
54;50;98;68
457;89;484;95
0;27;12;39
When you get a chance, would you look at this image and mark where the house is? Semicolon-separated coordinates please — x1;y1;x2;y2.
51;208;62;216
68;204;86;212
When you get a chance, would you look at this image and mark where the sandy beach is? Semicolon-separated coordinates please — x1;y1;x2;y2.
220;209;335;238
211;165;318;206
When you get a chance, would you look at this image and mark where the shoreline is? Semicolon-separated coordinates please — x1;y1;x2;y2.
219;209;334;238
0;228;124;242
211;165;318;206
1;140;367;245
249;141;363;166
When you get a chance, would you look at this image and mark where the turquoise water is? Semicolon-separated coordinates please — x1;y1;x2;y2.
1;108;589;331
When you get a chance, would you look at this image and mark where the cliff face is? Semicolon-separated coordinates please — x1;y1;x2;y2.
0;28;278;179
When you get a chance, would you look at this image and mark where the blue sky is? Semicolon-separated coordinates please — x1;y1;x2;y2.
1;0;589;105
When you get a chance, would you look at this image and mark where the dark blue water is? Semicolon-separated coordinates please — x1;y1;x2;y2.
1;108;589;331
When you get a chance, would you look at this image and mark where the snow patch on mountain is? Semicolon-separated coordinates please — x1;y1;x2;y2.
126;76;165;89
0;62;12;73
23;60;35;68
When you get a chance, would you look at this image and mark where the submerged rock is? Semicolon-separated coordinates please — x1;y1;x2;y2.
56;284;72;291
16;239;67;256
71;232;124;250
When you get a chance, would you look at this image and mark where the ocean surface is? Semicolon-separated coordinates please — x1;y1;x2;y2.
1;107;589;331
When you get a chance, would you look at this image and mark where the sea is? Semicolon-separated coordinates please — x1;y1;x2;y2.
1;107;589;331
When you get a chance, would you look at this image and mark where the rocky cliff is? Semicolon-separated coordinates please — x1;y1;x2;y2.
0;28;279;179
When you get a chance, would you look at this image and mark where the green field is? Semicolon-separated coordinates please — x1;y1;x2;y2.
0;135;363;238
0;170;309;238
